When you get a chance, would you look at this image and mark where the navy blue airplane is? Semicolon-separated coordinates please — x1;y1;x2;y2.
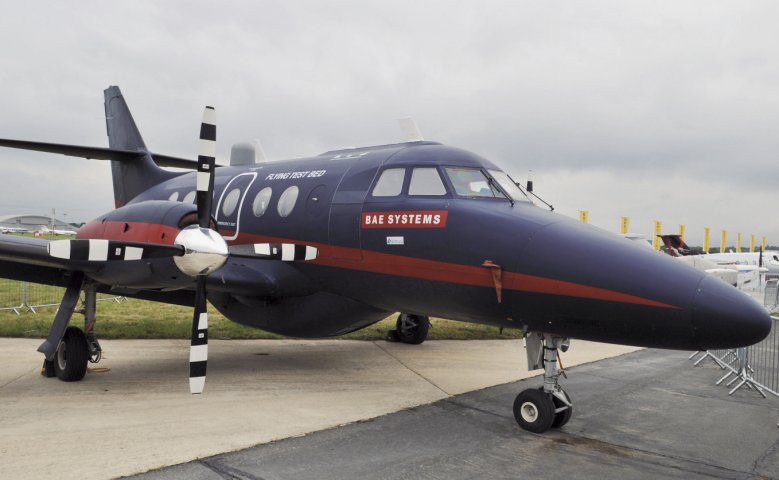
0;87;771;433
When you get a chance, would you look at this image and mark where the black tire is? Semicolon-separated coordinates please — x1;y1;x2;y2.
513;388;555;433
394;314;430;345
551;390;573;429
42;359;56;378
53;326;89;382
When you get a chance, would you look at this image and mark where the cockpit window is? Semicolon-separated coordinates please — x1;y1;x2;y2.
372;168;405;197
409;168;447;196
445;167;506;198
488;170;531;202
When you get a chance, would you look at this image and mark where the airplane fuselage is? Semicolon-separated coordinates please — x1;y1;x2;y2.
76;142;768;350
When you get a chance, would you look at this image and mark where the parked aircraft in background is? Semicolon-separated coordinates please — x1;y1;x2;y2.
0;226;29;234
659;235;775;273
38;225;77;236
658;234;772;287
0;87;771;434
621;233;653;249
706;251;779;275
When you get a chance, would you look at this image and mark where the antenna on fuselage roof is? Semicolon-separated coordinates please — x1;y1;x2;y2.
398;117;424;142
230;140;266;166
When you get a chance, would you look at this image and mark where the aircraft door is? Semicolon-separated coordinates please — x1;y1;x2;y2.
328;158;383;261
215;172;257;240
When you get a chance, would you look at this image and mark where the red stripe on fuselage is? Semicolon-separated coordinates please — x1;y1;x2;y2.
227;231;680;310
77;220;181;245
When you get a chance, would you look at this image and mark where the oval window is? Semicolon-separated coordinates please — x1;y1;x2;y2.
221;188;241;216
277;186;299;218
168;191;180;202
252;187;273;217
183;191;196;204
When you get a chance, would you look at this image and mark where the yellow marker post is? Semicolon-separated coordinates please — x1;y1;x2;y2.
750;234;755;253
720;230;727;254
653;221;662;251
704;227;710;254
737;232;742;253
678;224;685;241
579;211;588;223
620;216;630;235
763;236;767;253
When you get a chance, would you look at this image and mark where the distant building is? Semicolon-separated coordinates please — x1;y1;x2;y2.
0;214;76;233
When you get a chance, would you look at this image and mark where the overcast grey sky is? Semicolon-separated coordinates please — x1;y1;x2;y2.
1;1;777;245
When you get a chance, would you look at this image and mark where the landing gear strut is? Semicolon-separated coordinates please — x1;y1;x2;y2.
513;334;572;433
41;280;103;382
386;313;430;344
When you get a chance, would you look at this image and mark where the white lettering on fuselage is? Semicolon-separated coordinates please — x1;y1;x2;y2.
265;170;326;181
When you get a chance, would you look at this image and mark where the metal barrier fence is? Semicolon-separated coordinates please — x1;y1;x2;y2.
0;281;125;315
765;279;779;314
690;316;779;399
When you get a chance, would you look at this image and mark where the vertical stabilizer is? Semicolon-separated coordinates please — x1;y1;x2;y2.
104;86;175;207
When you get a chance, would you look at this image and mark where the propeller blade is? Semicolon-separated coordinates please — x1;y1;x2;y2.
48;239;184;261
196;106;216;228
189;276;208;394
229;243;318;261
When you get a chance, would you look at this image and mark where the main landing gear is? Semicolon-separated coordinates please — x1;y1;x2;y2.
386;313;430;344
41;278;103;382
513;333;572;433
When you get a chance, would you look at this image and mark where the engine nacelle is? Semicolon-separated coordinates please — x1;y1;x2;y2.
77;200;209;289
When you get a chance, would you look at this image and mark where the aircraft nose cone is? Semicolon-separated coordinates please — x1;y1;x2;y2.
692;275;772;349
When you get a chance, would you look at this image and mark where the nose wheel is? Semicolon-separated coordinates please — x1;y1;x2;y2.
514;334;572;433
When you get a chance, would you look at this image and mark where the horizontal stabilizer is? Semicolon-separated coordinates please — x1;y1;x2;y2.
0;138;202;169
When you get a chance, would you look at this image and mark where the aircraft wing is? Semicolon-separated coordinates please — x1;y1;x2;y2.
0;234;313;301
0;138;199;169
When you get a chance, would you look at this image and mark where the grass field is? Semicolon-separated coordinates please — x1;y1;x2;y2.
0;280;523;340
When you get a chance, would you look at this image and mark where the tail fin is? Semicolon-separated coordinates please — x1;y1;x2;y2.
0;86;198;209
658;234;692;257
104;86;177;207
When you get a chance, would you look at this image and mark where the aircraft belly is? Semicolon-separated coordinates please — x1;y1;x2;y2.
208;290;389;338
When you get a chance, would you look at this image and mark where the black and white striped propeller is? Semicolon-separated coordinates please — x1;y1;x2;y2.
47;106;319;394
189;105;218;394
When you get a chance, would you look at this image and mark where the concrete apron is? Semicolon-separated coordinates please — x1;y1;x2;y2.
0;338;640;479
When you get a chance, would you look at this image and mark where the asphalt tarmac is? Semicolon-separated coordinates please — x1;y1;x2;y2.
133;348;779;480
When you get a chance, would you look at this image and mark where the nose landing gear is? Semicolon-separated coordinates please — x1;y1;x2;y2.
513;334;572;433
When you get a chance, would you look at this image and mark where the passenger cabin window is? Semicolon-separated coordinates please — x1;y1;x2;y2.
277;186;299;217
409;168;447;196
252;187;272;217
168;192;179;202
221;188;241;216
372;168;405;197
445;167;506;198
183;191;196;204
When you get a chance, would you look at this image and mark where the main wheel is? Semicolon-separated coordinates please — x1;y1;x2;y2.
551;390;572;429
54;326;89;382
513;388;555;433
394;314;430;345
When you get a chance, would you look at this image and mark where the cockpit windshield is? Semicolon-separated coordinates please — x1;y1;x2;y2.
487;170;531;203
445;167;506;198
